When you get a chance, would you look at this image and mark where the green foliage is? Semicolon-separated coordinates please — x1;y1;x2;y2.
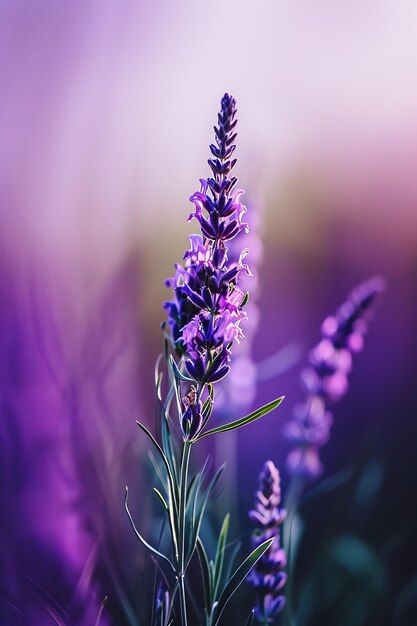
197;523;273;626
126;346;284;625
296;534;388;626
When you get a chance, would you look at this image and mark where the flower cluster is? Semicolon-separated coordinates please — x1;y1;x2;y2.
217;199;263;412
164;93;251;439
285;276;385;479
248;461;287;623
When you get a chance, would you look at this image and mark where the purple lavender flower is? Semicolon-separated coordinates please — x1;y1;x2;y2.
248;461;287;624
164;93;251;439
285;276;385;479
216;199;263;412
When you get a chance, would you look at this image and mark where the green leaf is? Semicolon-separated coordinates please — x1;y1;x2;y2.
160;387;178;484
124;487;175;572
196;396;285;440
185;458;210;561
224;540;242;584
187;464;226;566
154;353;164;399
136;421;178;515
154;351;178;481
148;451;169;495
196;538;212;613
184;470;201;557
186;472;199;505
244;610;254;626
156;372;163;402
153;487;168;510
212;514;230;600
202;384;214;418
212;538;274;626
169;355;195;382
169;363;184;428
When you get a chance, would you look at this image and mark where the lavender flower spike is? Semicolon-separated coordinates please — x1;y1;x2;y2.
248;461;287;624
285;276;385;479
164;93;251;440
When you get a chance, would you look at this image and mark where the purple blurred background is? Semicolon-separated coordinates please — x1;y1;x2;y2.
1;1;417;624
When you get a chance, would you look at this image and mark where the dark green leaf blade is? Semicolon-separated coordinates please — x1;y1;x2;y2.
196;537;212;614
186;464;226;566
196;396;284;440
136;420;178;514
213;514;230;600
212;538;274;626
169;354;195;382
124;487;175;572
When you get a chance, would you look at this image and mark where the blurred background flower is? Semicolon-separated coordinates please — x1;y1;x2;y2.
1;1;417;624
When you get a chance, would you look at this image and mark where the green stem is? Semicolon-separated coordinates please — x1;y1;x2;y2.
179;574;188;626
178;440;192;625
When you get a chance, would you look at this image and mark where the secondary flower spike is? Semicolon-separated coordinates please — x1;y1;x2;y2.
164;94;251;439
285;276;385;479
247;461;287;623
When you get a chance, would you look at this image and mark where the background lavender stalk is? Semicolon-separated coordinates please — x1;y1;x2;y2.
0;254;147;626
281;277;385;625
284;276;385;481
0;269;103;625
248;461;287;625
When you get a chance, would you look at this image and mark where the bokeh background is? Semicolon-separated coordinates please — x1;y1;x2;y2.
1;1;417;624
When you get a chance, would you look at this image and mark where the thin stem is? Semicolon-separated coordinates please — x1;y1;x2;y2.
178;440;192;625
179;574;188;626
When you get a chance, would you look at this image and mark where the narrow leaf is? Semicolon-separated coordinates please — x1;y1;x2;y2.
136;420;177;513
148;451;169;495
244;610;254;626
224;540;242;584
124;487;175;572
213;514;230;599
154;353;164;396
197;396;284;440
187;464;226;565
153;487;168;510
199;384;215;432
160;385;178;484
212;538;274;625
196;537;212;612
169;354;195;382
187;457;210;560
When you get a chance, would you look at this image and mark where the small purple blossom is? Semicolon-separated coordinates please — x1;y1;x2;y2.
248;461;287;624
285;276;385;479
164;93;251;438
